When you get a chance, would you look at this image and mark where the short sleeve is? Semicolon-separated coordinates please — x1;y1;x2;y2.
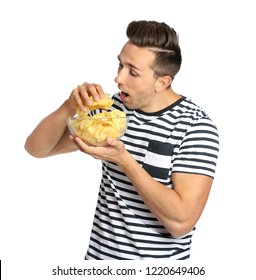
172;117;219;178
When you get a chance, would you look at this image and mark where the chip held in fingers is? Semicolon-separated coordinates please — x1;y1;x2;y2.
77;94;114;117
67;94;127;146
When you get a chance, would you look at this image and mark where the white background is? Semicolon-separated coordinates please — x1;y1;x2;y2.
0;0;255;279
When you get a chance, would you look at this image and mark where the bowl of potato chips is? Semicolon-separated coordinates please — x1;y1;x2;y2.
67;109;127;146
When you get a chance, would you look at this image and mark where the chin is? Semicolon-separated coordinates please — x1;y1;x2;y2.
123;102;138;110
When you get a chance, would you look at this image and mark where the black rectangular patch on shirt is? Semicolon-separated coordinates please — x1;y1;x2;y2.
148;140;173;156
143;163;169;179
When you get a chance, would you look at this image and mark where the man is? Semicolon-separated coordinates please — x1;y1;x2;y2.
25;20;219;259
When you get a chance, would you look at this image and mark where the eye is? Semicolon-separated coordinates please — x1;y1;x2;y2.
117;62;140;77
118;62;123;71
130;70;139;77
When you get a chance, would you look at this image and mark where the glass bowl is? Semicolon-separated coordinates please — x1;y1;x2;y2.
67;112;127;146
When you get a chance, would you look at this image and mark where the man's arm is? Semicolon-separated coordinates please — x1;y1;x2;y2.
24;100;79;158
24;82;105;158
121;156;212;238
117;147;212;238
73;136;213;238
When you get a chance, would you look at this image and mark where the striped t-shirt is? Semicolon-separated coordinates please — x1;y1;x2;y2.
85;93;219;260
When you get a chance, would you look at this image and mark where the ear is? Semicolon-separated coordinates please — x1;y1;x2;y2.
155;75;172;92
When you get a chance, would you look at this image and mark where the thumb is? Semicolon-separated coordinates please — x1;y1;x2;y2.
106;136;118;146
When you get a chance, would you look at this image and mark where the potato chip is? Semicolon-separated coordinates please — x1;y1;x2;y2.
76;94;114;117
87;94;114;110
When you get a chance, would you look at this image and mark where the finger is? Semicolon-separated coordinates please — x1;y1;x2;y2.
83;82;105;100
74;137;106;160
69;135;85;152
94;84;105;98
106;136;118;146
74;137;93;153
77;84;93;106
71;87;88;111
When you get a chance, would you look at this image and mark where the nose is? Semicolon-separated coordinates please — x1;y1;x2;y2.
114;73;122;84
114;75;119;84
114;67;125;84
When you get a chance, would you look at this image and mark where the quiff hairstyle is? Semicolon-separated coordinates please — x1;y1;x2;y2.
126;20;182;79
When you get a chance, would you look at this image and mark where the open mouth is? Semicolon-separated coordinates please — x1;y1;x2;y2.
120;91;129;100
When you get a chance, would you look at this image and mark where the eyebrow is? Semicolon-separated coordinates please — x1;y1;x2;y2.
117;55;142;72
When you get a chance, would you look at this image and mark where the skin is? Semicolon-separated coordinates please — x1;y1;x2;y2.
25;41;213;238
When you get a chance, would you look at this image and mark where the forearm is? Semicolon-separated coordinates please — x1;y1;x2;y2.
25;100;76;158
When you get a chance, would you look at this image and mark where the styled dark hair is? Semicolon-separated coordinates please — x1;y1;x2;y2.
126;20;182;79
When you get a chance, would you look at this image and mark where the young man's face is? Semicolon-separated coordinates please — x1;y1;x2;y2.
115;41;161;112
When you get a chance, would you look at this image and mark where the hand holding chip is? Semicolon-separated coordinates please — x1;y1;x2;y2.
68;82;105;112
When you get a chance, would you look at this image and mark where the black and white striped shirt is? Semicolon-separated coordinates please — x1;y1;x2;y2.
85;93;219;260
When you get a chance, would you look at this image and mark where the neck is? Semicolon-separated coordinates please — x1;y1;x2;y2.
155;88;182;111
138;88;182;113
